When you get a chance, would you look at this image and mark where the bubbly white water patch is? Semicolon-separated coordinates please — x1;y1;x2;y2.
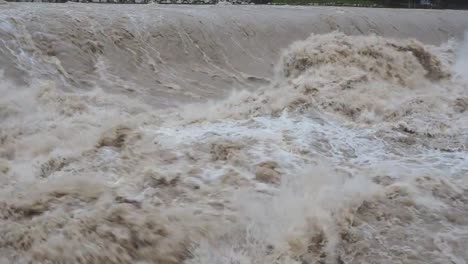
153;111;468;178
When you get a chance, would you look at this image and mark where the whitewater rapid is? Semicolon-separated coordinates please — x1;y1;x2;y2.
1;3;468;264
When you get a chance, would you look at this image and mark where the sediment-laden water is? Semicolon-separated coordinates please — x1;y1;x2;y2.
1;3;468;264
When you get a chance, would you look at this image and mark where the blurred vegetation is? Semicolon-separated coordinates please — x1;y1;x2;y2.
271;0;382;5
269;0;467;8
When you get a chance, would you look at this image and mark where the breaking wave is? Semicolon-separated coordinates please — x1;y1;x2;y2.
1;3;468;264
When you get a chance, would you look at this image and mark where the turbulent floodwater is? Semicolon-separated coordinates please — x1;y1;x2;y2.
1;3;468;264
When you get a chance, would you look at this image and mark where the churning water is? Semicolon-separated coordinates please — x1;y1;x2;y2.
1;3;468;264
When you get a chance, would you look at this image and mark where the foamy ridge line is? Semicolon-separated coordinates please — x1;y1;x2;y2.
1;4;468;106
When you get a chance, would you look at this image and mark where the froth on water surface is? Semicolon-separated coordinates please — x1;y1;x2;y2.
1;4;468;264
